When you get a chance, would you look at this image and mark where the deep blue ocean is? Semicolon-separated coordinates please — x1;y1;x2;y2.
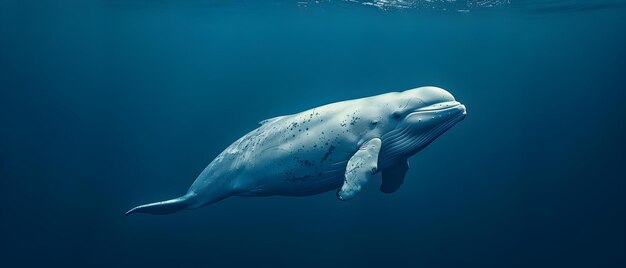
1;0;625;267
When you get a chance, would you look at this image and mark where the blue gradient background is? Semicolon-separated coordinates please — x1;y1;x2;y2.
1;1;625;267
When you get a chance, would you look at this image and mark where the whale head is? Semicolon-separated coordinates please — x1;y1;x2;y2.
377;86;467;164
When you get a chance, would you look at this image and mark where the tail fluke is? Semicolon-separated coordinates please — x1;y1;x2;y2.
125;193;194;216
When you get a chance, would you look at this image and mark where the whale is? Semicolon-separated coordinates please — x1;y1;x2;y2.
126;86;467;215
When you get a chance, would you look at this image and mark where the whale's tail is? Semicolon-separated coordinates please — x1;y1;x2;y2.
125;193;195;216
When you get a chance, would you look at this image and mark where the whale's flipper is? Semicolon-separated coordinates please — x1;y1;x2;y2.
125;193;195;216
337;138;382;201
380;160;409;193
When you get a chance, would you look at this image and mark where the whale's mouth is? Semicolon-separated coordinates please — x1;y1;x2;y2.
404;101;467;126
410;101;467;115
405;101;467;133
400;101;466;129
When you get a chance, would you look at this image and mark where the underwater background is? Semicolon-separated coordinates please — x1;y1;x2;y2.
1;0;625;267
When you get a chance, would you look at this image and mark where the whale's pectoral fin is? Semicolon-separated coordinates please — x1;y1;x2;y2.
380;160;409;193
337;138;382;201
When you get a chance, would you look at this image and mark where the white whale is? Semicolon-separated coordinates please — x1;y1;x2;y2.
126;86;467;215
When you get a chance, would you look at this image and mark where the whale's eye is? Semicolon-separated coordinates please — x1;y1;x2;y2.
392;112;402;119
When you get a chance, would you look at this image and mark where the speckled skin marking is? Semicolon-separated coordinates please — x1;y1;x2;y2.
125;86;467;215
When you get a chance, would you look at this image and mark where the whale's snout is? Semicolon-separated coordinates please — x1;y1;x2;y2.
404;86;456;105
398;85;467;126
450;102;467;119
460;103;467;117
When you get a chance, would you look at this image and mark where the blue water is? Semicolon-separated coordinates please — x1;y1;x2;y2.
1;0;625;267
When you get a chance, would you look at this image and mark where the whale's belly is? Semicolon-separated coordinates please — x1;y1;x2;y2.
237;139;355;196
220;104;369;196
231;120;361;196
